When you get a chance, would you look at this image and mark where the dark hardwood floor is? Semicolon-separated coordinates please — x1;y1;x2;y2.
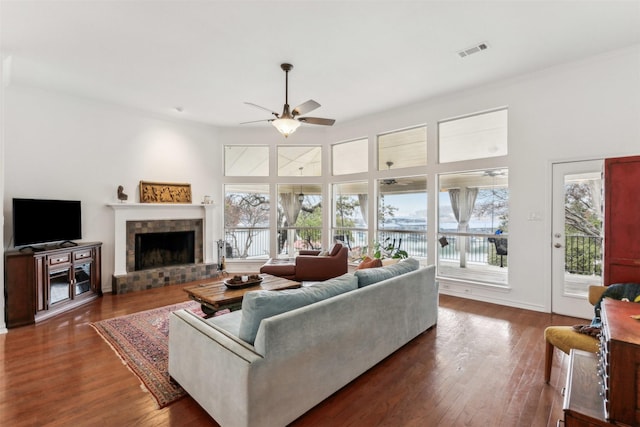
0;283;584;426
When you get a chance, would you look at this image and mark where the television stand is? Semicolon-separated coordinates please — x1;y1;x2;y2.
4;242;102;328
58;240;79;248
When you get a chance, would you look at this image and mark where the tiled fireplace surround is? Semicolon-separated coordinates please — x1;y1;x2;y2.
110;203;218;293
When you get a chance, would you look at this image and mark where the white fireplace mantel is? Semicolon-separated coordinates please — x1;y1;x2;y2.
108;203;215;276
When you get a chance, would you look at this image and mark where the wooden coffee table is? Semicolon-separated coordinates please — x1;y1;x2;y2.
183;273;301;315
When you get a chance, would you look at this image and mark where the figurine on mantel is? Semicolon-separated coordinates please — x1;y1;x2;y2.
117;185;128;202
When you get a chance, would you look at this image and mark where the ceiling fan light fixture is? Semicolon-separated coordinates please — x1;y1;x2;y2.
272;118;300;138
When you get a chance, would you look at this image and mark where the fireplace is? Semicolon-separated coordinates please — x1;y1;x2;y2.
109;203;219;294
135;230;195;271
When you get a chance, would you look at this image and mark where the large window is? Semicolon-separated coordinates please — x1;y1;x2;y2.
437;169;509;285
277;183;323;257
377;175;427;258
224;146;269;176
438;108;508;163
224;184;270;259
332;138;368;175
332;181;368;260
378;126;427;170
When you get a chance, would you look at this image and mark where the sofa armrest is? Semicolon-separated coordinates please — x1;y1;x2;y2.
299;249;321;256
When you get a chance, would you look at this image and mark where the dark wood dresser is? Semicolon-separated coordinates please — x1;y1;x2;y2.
563;298;640;427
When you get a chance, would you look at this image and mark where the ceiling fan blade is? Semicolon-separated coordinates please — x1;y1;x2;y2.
244;102;279;117
240;119;274;125
298;117;335;126
292;100;320;117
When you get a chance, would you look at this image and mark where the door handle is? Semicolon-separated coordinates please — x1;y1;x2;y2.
554;243;562;248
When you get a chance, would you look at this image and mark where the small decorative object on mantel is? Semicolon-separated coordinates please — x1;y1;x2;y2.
139;181;192;204
117;185;128;202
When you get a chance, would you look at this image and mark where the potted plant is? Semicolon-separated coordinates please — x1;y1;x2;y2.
364;237;408;260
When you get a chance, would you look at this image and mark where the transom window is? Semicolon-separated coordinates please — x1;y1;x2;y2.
224;145;269;176
438;108;508;163
332;138;368;175
278;146;322;176
377;126;427;171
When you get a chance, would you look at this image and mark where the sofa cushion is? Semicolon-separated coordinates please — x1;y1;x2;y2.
329;244;342;256
354;257;419;287
238;273;358;344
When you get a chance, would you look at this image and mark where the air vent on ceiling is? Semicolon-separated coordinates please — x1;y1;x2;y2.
458;42;489;58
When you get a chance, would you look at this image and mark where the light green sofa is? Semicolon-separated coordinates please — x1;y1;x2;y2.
168;260;438;427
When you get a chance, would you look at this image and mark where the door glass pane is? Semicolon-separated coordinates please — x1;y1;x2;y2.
49;268;70;304
74;263;91;296
563;172;603;296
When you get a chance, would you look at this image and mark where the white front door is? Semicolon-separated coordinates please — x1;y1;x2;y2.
551;160;603;319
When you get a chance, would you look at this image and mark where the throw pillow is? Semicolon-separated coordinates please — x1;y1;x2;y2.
318;250;330;256
356;256;382;270
238;273;358;344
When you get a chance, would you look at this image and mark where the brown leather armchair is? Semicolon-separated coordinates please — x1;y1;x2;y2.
260;243;349;281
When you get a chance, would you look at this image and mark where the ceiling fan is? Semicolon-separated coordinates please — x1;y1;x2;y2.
242;63;335;137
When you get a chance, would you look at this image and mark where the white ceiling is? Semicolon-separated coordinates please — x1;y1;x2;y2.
2;1;639;128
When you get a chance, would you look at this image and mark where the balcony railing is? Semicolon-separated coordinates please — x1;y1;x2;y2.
438;233;507;267
277;226;323;256
224;227;269;259
225;227;600;277
565;235;602;276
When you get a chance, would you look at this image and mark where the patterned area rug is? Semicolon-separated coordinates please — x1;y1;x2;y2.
91;300;213;408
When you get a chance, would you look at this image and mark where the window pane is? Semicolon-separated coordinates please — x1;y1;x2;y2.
277;183;322;256
439;109;508;163
332;138;368;175
224;146;269;176
278;146;322;176
333;181;368;260
377;126;427;171
224;184;270;259
437;168;509;286
377;176;427;258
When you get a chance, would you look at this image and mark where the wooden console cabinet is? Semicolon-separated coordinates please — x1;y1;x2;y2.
563;298;640;426
4;242;102;328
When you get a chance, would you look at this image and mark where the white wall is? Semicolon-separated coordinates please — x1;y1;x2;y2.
2;45;639;324
3;85;220;295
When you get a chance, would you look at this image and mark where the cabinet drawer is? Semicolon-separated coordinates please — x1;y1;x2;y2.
48;253;71;265
74;250;92;261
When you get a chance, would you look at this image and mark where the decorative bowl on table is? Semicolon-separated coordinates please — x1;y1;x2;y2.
223;274;263;289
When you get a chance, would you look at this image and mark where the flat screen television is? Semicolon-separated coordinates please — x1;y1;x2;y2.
12;198;82;247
